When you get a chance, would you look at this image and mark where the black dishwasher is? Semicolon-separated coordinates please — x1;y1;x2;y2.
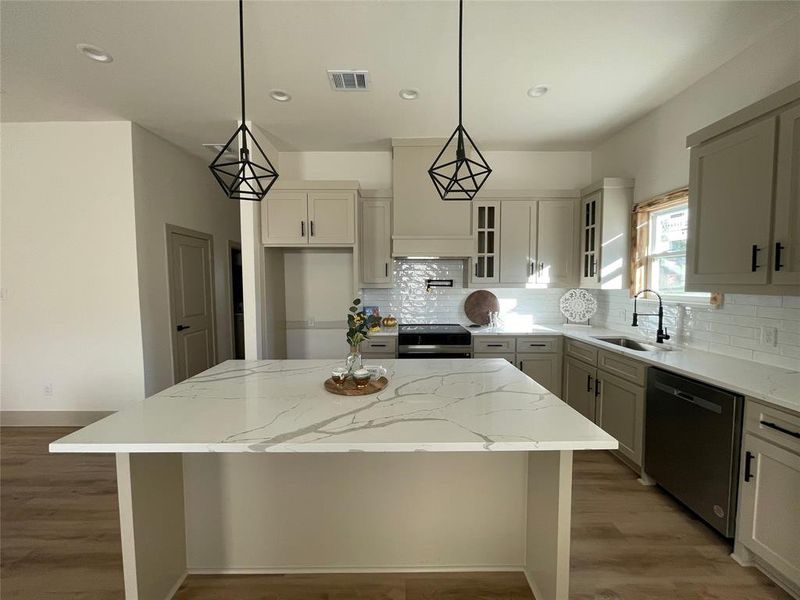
645;368;744;538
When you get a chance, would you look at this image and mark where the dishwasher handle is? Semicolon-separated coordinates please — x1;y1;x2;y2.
654;382;723;414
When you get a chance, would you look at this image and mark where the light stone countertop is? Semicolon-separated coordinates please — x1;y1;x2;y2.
472;324;800;415
49;358;618;454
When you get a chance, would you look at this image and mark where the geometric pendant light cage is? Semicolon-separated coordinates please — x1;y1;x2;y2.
209;0;278;201
428;0;491;201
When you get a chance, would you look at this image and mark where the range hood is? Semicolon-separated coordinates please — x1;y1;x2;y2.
391;139;475;258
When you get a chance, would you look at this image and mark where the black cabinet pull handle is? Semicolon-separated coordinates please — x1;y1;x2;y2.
586;374;593;392
371;344;386;348
301;221;305;237
775;242;785;271
595;379;601;397
744;451;755;482
176;324;190;332
486;343;503;348
385;263;388;277
760;420;800;439
310;220;315;236
527;343;546;347
751;244;761;271
474;264;478;277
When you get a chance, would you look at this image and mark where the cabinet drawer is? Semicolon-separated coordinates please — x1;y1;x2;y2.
475;352;516;363
473;337;516;353
361;337;397;354
565;339;598;365
597;350;647;386
516;336;562;354
745;400;800;455
361;353;395;361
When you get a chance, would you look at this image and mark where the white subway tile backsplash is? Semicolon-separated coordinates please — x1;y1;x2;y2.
361;259;568;326
593;290;799;369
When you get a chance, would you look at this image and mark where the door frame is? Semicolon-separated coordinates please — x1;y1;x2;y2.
165;224;218;384
226;240;242;359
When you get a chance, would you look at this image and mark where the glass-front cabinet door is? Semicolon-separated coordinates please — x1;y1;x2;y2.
472;201;500;284
580;191;602;288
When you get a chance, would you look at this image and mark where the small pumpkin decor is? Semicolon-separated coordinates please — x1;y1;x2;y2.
382;315;398;328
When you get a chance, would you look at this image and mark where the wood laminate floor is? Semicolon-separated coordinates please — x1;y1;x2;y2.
0;427;791;600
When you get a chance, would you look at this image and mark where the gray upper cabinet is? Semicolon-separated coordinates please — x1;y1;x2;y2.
578;179;634;290
687;118;776;287
361;197;392;287
774;103;800;287
686;81;800;295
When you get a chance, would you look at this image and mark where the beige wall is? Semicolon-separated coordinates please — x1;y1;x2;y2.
131;125;241;395
591;14;800;204
0;122;146;412
481;151;591;191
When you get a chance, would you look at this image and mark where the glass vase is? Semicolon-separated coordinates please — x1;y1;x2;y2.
345;346;362;374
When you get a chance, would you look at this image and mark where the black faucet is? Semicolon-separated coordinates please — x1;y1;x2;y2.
632;289;671;344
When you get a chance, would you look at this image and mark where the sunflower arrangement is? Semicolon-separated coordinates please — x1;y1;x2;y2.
346;298;381;349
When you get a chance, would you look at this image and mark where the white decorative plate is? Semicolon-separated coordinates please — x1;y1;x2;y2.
559;289;598;323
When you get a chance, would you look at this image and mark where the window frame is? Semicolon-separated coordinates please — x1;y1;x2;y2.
630;187;709;304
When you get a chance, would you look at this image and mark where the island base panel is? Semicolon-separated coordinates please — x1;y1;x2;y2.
116;453;187;600
183;452;527;570
115;451;574;600
525;450;573;600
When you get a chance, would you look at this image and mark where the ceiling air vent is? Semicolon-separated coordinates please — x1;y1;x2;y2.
328;69;369;91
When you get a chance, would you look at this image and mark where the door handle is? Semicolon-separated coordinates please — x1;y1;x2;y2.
751;244;761;271
176;324;190;332
744;451;755;482
775;242;784;272
310;220;315;236
760;420;800;439
301;221;305;237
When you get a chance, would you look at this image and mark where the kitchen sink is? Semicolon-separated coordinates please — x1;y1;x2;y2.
591;336;675;352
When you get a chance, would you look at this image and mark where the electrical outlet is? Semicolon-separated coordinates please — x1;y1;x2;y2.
43;383;54;396
306;318;315;327
761;326;777;346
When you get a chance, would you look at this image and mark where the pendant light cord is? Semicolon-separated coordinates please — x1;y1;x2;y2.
239;0;248;151
458;0;463;126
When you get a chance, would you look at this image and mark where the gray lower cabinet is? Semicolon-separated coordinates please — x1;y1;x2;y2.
736;401;800;593
563;355;596;421
563;345;646;471
595;371;645;467
518;353;562;397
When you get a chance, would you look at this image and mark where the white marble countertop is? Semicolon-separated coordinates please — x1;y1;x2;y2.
50;359;618;454
473;324;800;414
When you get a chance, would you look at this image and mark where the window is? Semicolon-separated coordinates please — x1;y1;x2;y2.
630;188;708;301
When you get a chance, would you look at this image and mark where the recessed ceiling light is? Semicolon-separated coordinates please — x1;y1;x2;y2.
76;43;113;63
399;89;420;100
527;84;550;98
269;89;291;102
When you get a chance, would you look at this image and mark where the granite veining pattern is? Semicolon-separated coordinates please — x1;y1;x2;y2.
50;359;617;454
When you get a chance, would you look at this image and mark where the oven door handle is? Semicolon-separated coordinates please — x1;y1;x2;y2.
654;382;722;414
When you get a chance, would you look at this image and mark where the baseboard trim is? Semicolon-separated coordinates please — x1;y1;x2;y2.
187;565;524;575
1;410;113;427
523;568;544;600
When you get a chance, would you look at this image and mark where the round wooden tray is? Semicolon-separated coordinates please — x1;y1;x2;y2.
464;289;500;325
324;376;388;396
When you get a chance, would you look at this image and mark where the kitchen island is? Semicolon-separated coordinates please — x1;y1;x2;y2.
51;358;617;600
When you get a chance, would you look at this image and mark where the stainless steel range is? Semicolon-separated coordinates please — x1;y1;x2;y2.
398;324;472;358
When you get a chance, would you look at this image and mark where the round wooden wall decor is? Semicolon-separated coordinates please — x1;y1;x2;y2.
464;290;500;326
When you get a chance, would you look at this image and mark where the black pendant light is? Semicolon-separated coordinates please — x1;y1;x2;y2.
209;0;278;201
428;0;491;201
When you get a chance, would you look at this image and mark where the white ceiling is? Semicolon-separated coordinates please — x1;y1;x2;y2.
2;1;798;158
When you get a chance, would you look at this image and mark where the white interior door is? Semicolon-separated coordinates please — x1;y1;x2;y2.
168;229;216;383
308;192;355;245
499;201;533;284
537;200;577;287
